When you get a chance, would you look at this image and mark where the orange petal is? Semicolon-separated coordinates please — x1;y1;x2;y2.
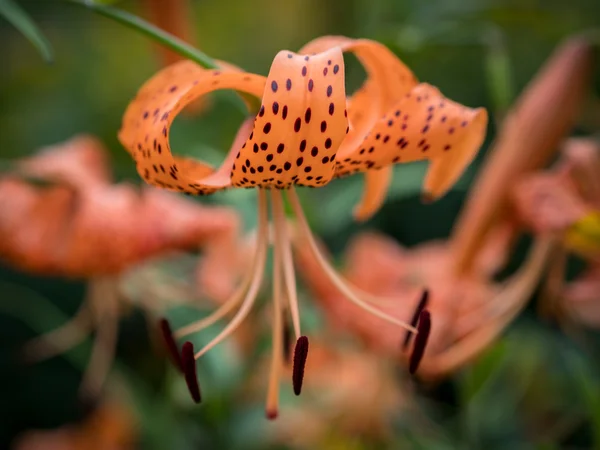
301;37;422;216
18;135;112;189
230;49;348;188
118;60;265;195
352;166;393;221
300;37;418;160
335;84;488;199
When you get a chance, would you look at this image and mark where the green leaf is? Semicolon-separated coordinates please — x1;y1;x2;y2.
483;27;514;115
0;0;53;63
65;0;253;115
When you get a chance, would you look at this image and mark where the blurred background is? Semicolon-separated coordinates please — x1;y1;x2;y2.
1;0;600;448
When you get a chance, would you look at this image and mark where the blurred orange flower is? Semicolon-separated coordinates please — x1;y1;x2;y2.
12;401;137;450
246;339;404;448
512;138;600;327
0;134;240;397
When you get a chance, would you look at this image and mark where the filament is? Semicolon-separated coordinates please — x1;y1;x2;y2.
286;188;417;334
79;277;120;398
265;224;284;420
22;297;92;363
174;271;254;338
425;236;556;376
193;190;269;359
271;189;301;339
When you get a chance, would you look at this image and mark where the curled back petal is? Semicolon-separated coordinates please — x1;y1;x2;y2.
230;48;348;188
353;167;393;221
118;60;265;195
300;36;419;218
300;37;418;161
335;84;488;200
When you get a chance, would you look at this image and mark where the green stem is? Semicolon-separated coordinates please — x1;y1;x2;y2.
65;0;254;115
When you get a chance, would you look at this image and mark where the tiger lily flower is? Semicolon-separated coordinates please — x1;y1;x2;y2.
118;36;487;415
0;135;239;398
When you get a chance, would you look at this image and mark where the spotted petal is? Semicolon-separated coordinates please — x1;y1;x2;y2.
118;60;265;195
301;37;419;219
230;48;348;188
335;84;488;199
300;36;417;161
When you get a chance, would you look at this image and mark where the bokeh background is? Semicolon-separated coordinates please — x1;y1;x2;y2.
2;0;600;448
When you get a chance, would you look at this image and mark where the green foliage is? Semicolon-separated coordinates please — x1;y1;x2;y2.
0;0;53;62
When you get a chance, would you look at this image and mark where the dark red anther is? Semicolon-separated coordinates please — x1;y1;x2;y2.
292;336;309;395
409;310;431;375
159;318;183;371
402;289;430;350
181;341;201;403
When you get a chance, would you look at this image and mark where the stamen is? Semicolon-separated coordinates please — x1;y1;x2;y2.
193;190;269;359
79;278;119;398
266;234;284;420
282;314;292;364
174;271;253;339
159;318;183;371
182;341;201;403
292;336;309;395
287;188;417;333
426;237;556;375
402;289;430;350
271;190;301;339
22;300;91;363
409;310;431;375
